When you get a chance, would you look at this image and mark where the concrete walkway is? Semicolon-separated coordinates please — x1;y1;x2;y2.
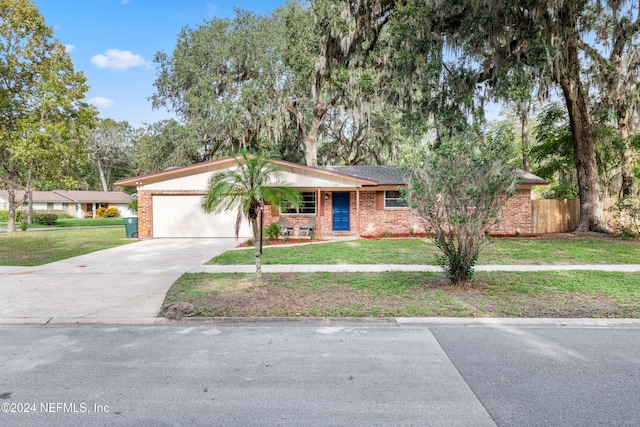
0;238;239;323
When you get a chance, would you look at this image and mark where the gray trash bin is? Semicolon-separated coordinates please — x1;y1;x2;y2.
123;217;138;238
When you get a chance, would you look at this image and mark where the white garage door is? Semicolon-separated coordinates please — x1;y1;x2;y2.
153;195;252;238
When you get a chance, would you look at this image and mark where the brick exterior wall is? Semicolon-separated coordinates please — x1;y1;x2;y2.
138;188;533;239
488;189;532;235
267;189;533;238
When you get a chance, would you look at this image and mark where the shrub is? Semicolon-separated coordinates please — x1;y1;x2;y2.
95;207;107;218
128;199;138;213
401;130;520;285
104;207;119;217
264;222;281;240
0;210;22;222
34;213;57;226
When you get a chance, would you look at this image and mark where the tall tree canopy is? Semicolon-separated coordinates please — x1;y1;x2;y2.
0;0;96;231
151;9;289;160
151;0;397;167
129;119;201;176
87;118;131;191
378;0;640;232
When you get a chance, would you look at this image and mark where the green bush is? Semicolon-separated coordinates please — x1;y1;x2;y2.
0;210;24;222
34;213;57;226
104;207;119;217
34;210;70;218
128;199;138;213
264;222;281;240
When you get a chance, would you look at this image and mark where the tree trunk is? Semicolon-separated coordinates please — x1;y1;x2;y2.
304;117;321;167
251;217;261;281
618;109;636;197
559;72;610;233
7;188;16;233
521;108;530;172
96;157;109;192
27;189;33;224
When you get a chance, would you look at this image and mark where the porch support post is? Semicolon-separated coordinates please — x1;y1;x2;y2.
316;188;321;239
356;187;360;238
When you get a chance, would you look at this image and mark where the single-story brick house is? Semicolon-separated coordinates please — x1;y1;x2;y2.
115;157;547;239
0;190;133;218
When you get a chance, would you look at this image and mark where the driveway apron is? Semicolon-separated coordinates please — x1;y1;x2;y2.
0;238;239;321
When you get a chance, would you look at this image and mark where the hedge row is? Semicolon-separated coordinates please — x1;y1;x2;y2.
0;210;71;223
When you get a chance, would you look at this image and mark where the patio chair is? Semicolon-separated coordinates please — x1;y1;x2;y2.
299;217;316;237
279;217;294;236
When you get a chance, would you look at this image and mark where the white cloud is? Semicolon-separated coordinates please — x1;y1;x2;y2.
64;44;74;53
90;49;150;71
89;97;115;108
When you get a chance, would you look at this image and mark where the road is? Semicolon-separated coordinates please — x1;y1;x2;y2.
1;321;639;427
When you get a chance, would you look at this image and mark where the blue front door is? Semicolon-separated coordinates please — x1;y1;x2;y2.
332;192;350;231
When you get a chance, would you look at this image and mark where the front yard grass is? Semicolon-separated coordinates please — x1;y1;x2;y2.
165;271;640;318
0;217;124;229
209;236;640;265
0;227;135;266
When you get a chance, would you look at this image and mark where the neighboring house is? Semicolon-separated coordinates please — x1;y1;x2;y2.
0;190;133;218
115;157;547;239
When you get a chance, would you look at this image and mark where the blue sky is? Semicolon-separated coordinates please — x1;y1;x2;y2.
33;0;285;128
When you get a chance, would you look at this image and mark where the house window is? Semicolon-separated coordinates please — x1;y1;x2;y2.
284;192;316;214
62;203;69;209
47;202;54;209
384;191;407;208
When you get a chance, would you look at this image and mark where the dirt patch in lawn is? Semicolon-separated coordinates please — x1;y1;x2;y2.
162;272;640;319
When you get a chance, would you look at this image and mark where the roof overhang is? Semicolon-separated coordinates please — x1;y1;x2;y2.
115;157;378;188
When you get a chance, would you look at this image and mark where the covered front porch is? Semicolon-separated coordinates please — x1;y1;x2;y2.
264;189;364;239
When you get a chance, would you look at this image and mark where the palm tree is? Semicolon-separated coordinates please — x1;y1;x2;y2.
202;152;301;280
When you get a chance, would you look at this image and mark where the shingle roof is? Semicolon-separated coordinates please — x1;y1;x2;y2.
317;165;547;186
316;165;405;185
0;190;70;203
52;190;132;204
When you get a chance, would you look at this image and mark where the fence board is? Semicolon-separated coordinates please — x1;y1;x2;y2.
531;198;618;233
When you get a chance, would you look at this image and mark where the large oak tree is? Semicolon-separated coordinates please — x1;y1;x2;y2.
0;0;95;231
383;0;630;232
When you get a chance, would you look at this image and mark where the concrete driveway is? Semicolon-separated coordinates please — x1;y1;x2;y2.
0;238;239;323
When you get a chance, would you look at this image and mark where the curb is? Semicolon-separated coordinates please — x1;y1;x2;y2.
0;317;172;326
2;316;640;328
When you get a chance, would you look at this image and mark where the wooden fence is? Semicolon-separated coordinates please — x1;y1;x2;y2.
531;198;617;234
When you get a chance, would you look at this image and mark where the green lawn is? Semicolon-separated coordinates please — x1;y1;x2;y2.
54;217;125;227
209;237;640;265
0;217;124;229
0;227;136;266
164;270;640;318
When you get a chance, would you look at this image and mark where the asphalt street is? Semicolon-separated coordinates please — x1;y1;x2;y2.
1;322;639;427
